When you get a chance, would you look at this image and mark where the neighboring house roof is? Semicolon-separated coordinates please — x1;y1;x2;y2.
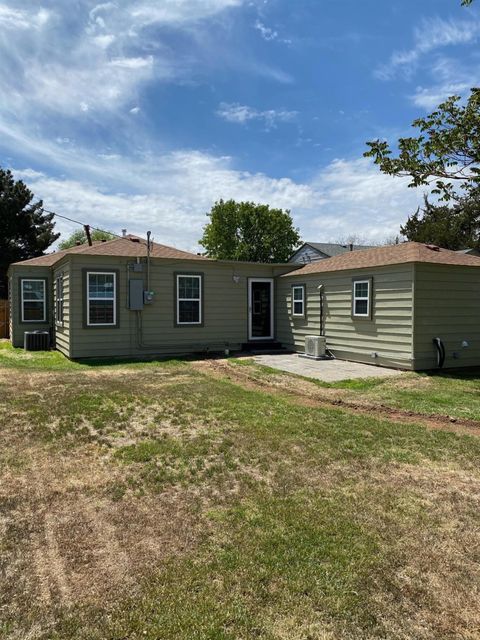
289;242;377;262
304;242;377;257
456;248;480;256
11;235;208;267
282;242;480;276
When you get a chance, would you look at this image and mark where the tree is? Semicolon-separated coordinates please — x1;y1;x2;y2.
462;1;473;5
200;199;301;262
365;88;480;202
59;228;115;249
0;168;59;298
401;194;480;250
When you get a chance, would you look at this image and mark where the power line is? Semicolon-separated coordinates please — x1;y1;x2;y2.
43;208;126;240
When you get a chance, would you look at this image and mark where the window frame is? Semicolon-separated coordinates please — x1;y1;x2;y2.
291;284;306;318
20;278;46;323
85;270;118;328
55;273;64;326
174;273;204;327
352;278;372;319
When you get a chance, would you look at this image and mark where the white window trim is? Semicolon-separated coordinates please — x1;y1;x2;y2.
55;274;64;326
176;274;202;325
86;271;116;326
292;285;305;317
353;279;370;318
21;278;46;323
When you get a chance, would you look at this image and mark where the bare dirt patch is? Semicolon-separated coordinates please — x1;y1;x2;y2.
193;359;480;437
1;445;203;619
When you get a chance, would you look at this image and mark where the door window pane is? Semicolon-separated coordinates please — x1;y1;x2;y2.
251;282;271;337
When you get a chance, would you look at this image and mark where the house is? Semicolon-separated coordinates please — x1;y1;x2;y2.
456;248;480;257
277;242;480;370
7;235;294;359
289;242;377;264
7;237;480;370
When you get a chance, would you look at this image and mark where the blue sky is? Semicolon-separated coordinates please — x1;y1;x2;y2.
1;0;479;249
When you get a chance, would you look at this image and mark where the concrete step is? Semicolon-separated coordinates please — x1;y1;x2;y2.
241;341;284;352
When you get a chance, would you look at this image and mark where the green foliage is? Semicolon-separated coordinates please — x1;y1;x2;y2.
365;88;480;201
200;199;301;262
401;193;480;249
0;167;59;297
58;228;115;249
461;0;473;5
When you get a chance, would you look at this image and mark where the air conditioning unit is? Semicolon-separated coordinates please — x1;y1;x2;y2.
304;335;326;360
24;330;50;351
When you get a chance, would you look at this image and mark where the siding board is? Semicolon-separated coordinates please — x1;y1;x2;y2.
67;255;291;358
277;264;415;369
413;263;480;369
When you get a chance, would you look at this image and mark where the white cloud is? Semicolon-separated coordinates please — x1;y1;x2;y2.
409;56;480;109
0;0;252;122
92;34;116;49
109;56;153;69
304;157;424;242
217;102;297;129
376;16;480;80
411;82;471;110
254;19;292;45
129;0;244;27
10;136;424;251
129;106;141;115
0;4;49;29
255;20;278;41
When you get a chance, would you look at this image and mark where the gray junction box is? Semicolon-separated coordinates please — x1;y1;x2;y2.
129;279;144;310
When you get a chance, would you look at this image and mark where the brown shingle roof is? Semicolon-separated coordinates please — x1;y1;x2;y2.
282;242;480;276
12;235;208;267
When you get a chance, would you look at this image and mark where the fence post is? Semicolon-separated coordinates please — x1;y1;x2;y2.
0;300;9;339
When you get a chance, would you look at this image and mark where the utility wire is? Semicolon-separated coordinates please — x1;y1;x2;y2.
43;208;127;240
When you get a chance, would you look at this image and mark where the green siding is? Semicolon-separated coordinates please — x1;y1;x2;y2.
413;263;480;370
8;266;53;348
277;265;415;370
68;255;290;359
53;261;71;356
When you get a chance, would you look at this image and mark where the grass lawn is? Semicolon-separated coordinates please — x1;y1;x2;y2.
230;356;480;422
1;341;479;639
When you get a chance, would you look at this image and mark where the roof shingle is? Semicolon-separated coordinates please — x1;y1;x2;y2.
302;242;377;257
12;235;208;267
282;242;480;276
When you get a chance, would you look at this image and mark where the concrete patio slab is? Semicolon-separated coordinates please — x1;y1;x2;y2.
253;353;405;383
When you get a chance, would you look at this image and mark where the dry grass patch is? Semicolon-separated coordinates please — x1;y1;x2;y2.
1;352;480;639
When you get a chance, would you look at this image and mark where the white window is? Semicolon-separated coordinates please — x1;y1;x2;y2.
21;279;46;322
292;285;305;316
55;274;64;325
353;279;371;318
176;275;202;325
87;272;116;326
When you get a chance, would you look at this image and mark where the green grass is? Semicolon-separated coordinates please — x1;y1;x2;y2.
364;371;480;420
230;357;480;420
0;340;187;371
1;345;480;639
49;489;384;639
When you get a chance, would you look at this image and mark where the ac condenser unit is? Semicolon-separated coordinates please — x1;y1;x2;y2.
24;330;50;351
304;335;326;360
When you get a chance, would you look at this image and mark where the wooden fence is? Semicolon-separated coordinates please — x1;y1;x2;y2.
0;300;9;339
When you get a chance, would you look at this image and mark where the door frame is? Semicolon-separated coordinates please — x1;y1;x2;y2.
248;278;274;341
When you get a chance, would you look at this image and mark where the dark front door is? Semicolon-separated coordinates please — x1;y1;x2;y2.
249;280;273;339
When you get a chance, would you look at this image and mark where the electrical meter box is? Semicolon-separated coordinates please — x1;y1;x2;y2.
143;290;154;304
129;279;144;310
